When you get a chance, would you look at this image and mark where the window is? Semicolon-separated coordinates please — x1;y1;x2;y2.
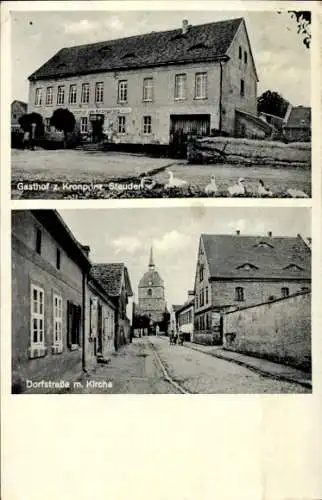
95;82;104;103
35;228;42;255
205;286;208;304
35;88;42;106
195;72;207;99
238;46;242;59
118;115;126;134
69;84;77;104
56;248;61;269
235;287;244;301
200;289;204;307
118;80;128;103
143;116;152;134
67;301;81;348
244;51;248;64
31;285;44;347
240;79;245;97
53;294;63;348
81;83;90;103
45;87;53;105
199;264;204;282
80;117;88;134
147;288;152;296
281;287;289;298
57;86;65;105
45;118;51;132
143;78;153;101
175;74;186;100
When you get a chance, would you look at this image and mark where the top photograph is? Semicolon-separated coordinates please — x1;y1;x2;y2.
11;10;311;199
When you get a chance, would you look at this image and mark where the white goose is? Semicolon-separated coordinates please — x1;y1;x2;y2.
205;175;218;195
258;179;273;197
287;188;309;198
165;170;187;189
228;177;246;196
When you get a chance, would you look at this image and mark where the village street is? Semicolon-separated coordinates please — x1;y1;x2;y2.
11;149;311;199
71;337;310;394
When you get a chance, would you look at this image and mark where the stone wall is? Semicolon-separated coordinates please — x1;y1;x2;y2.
223;291;311;371
187;136;311;167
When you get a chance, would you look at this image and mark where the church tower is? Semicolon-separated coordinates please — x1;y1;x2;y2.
138;247;166;324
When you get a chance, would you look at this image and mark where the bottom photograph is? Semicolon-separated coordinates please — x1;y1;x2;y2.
11;207;311;394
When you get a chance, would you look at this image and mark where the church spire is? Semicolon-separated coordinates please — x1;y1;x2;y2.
149;246;155;269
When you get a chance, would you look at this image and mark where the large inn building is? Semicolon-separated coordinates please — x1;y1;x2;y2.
27;17;258;144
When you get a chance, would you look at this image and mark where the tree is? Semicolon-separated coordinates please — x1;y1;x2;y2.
257;90;289;118
50;108;76;147
19;112;44;137
288;11;311;49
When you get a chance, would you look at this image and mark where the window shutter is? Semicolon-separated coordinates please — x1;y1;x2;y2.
76;305;82;345
67;300;72;347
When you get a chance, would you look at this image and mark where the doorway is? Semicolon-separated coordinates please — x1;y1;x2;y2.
90;114;104;143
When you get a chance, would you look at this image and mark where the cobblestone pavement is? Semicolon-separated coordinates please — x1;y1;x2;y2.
71;337;309;394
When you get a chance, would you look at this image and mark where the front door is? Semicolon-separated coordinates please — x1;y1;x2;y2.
90;114;104;143
170;114;210;157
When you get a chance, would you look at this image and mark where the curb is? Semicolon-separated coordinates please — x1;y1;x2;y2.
157;336;311;390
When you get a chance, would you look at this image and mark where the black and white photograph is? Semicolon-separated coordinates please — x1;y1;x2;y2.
12;207;311;394
11;10;311;199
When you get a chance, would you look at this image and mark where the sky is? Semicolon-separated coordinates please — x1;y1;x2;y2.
59;207;311;308
11;9;311;106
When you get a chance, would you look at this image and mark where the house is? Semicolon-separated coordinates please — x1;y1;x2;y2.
83;247;116;369
12;210;91;393
91;263;133;349
11;100;27;130
169;304;182;333
175;291;195;341
193;231;311;342
283;105;311;142
27;17;258;145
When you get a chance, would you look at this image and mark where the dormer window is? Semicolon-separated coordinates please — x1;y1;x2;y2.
188;42;208;51
254;241;274;249
236;263;259;271
122;52;136;59
283;264;304;271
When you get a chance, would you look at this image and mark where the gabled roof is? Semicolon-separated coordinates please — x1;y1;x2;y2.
284;106;311;129
12;100;27;110
200;234;311;280
91;263;133;297
28;18;243;81
175;298;195;315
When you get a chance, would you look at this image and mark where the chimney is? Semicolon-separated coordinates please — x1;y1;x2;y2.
268;231;272;237
236;230;240;236
81;245;90;256
182;19;189;35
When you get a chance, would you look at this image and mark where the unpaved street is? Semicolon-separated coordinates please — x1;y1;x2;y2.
72;337;309;394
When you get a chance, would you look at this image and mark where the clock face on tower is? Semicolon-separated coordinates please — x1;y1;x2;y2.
148;281;152;286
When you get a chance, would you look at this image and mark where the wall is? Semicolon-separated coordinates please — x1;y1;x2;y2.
28;61;221;145
222;20;257;134
12;211;84;391
235;113;267;139
223;291;311;370
188;136;311;166
211;279;310;309
284;127;311;143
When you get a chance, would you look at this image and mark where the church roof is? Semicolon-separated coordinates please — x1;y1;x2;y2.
139;269;164;288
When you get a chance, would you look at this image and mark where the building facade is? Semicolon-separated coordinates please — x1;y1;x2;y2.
85;271;116;370
175;291;195;341
138;248;166;326
11;100;27;130
193;232;311;337
91;263;133;349
27;18;258;144
12;210;91;392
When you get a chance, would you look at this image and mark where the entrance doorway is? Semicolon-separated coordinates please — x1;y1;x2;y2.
89;114;104;143
169;114;210;157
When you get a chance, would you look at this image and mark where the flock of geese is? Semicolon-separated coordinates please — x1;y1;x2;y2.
163;170;309;198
